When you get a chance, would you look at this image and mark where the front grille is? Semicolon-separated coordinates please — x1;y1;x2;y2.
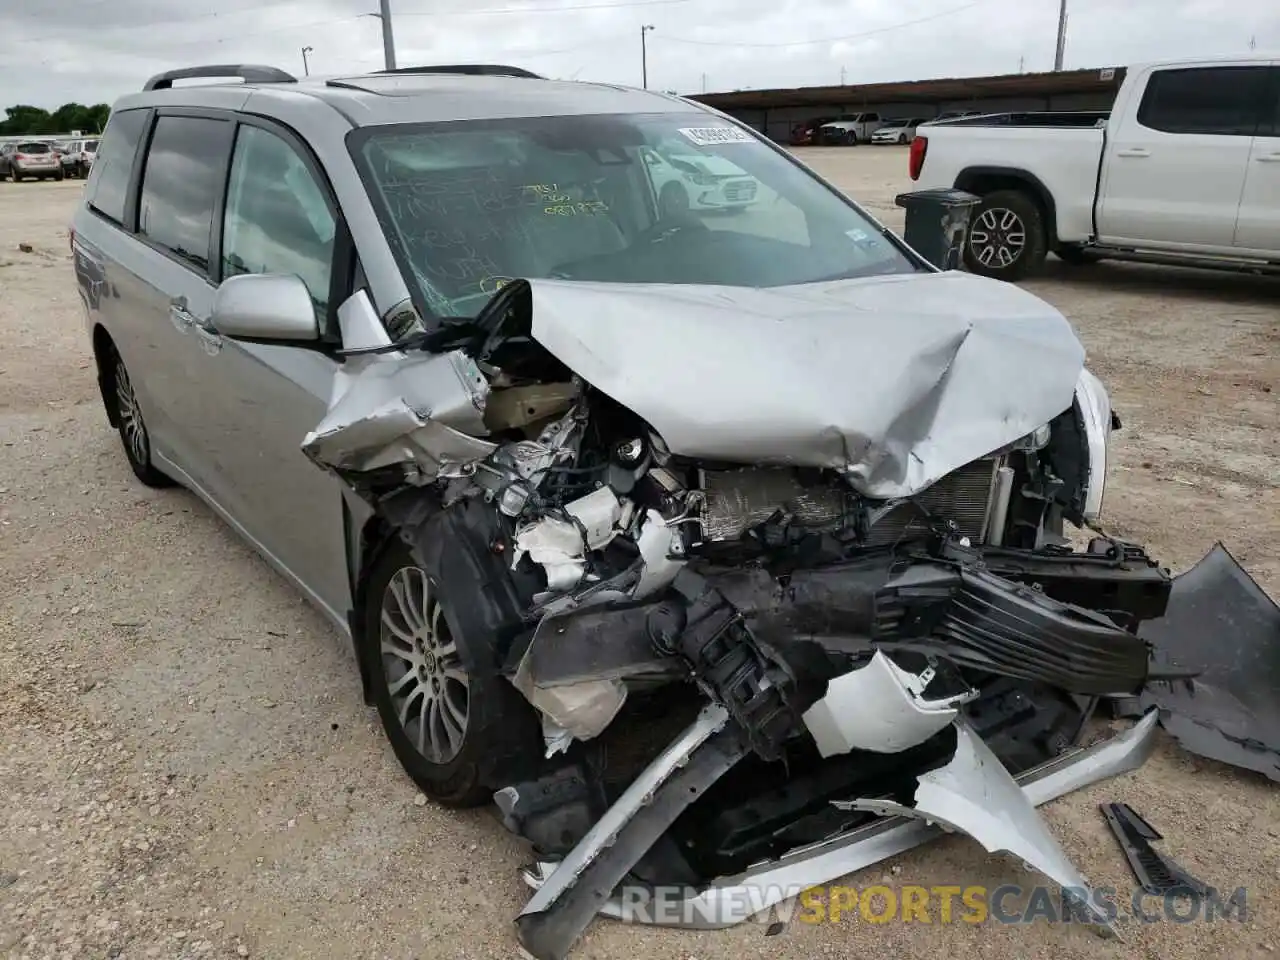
863;457;1001;547
723;180;757;203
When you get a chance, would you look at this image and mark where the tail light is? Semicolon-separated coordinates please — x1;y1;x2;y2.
15;153;28;161
908;136;928;181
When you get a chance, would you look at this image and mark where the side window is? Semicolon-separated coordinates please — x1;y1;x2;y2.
1136;66;1270;136
1262;68;1280;137
138;115;234;273
85;108;149;224
221;125;336;318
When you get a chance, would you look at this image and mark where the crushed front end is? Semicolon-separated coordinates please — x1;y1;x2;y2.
300;278;1271;960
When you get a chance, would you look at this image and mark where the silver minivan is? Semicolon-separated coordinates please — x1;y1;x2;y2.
72;62;1201;960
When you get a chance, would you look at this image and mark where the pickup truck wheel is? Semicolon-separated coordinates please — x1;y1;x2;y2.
843;131;859;146
965;190;1046;280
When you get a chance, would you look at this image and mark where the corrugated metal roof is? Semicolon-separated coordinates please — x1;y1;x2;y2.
689;66;1125;110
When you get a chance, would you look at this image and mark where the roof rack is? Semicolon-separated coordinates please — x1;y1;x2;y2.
373;64;544;79
143;64;297;92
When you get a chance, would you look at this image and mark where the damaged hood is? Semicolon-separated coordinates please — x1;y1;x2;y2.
525;273;1086;498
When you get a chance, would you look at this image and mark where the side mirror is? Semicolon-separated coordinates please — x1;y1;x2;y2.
210;273;319;341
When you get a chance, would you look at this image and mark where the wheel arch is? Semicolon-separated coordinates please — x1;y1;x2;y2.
953;166;1058;247
91;324;121;428
347;506;401;704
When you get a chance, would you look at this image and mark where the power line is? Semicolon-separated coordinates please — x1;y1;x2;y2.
659;0;989;49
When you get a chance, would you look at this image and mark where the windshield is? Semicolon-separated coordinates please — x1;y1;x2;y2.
350;112;919;318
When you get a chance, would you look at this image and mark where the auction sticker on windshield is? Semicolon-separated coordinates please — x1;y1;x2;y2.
678;126;755;146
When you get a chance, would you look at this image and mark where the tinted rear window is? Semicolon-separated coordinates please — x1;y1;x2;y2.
18;142;50;154
137;115;234;273
1137;66;1270;136
85;141;99;153
86;109;150;224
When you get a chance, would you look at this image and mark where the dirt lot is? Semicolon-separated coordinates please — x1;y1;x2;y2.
1;146;1278;960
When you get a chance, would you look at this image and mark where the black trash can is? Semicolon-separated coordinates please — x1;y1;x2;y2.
894;188;981;271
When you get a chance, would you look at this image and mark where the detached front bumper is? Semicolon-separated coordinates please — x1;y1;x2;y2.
519;709;1159;932
509;541;1174;958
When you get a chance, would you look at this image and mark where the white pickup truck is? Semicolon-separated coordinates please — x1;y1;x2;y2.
908;55;1280;279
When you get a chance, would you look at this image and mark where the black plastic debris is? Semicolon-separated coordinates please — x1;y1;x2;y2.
1137;543;1280;780
1099;802;1209;896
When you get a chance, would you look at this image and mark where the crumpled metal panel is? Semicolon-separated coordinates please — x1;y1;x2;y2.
848;719;1116;933
301;349;493;478
1139;542;1280;780
524;273;1086;499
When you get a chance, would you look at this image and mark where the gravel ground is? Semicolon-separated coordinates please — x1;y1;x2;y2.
2;147;1278;960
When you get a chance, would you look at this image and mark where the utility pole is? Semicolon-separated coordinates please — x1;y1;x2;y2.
1053;0;1068;71
640;24;655;88
375;0;397;71
701;72;707;93
840;66;847;85
301;45;313;76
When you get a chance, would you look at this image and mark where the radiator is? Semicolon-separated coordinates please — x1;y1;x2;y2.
698;458;1001;546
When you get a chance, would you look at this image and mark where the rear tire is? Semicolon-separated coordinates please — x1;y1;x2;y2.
108;347;173;488
361;537;542;808
964;189;1047;281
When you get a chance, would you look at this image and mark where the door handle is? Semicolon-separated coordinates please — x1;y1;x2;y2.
1116;148;1150;158
194;324;223;356
1257;153;1280;163
169;298;196;333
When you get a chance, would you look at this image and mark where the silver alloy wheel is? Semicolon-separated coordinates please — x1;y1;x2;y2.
114;356;148;465
379;566;470;764
969;207;1027;269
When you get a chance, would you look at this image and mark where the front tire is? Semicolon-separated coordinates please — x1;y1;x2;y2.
110;348;173;488
898;134;908;145
843;130;859;146
361;538;541;808
964;189;1047;280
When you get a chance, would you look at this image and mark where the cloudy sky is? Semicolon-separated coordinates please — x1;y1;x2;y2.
2;0;1277;109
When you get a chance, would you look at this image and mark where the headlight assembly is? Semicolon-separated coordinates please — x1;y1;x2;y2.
1074;368;1112;522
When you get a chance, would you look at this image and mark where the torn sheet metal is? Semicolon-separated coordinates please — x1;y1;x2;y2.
524;273;1086;498
516;704;744;960
301;349;492;479
1138;543;1280;780
846;720;1115;932
802;651;974;757
520;710;1160;929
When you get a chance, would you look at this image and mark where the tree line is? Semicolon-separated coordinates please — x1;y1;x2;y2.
2;103;112;137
